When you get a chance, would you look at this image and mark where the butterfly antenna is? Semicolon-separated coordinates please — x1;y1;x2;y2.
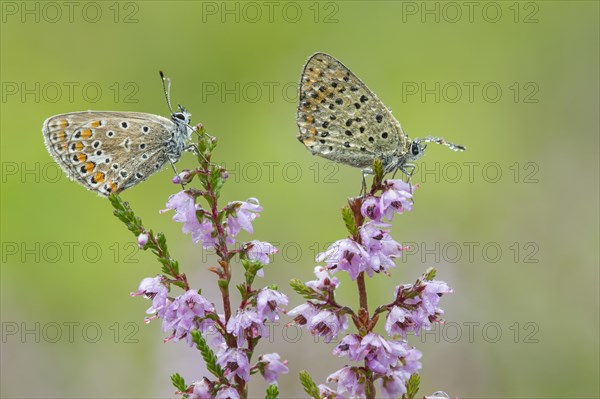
159;70;175;115
417;136;466;152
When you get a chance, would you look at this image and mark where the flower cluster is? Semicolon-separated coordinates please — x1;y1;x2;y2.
114;130;288;399
161;191;263;250
290;178;452;398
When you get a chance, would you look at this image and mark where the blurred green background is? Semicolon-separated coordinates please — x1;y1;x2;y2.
1;1;598;398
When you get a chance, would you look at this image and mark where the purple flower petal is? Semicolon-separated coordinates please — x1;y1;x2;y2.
227;198;262;237
162;290;214;346
327;367;364;397
259;353;289;384
215;387;240;399
131;276;170;318
246;240;278;265
226;309;266;347
306;266;340;292
190;378;212;399
257;288;288;322
217;348;250;382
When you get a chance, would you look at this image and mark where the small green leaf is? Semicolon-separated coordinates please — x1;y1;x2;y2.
341;206;358;237
265;384;279;399
299;370;321;399
290;279;318;300
405;373;420;399
170;373;187;393
191;330;224;379
209;168;225;198
241;259;263;286
423;267;436;281
218;279;228;290
237;283;247;299
372;159;384;184
109;194;144;236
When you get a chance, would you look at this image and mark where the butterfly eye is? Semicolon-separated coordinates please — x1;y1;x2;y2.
411;142;420;156
174;113;186;121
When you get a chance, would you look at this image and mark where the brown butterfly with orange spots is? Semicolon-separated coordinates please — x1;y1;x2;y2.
296;52;466;178
42;72;194;196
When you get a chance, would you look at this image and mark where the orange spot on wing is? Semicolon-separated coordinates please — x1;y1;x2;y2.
308;127;317;136
77;153;87;163
58;119;69;128
80;129;93;139
90;121;101;128
306;115;314;123
84;162;96;174
93;172;105;184
109;182;118;193
54;131;67;141
73;142;84;151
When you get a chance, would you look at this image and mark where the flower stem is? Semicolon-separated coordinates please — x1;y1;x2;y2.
200;158;233;325
357;272;369;314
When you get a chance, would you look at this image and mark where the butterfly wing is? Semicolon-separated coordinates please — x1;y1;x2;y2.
296;52;409;172
42;111;176;196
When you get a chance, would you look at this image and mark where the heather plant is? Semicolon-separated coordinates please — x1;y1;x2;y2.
110;125;288;399
109;123;454;399
289;160;453;399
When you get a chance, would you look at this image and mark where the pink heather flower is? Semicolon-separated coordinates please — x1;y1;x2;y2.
360;333;408;374
209;329;228;355
385;306;410;338
318;384;345;399
227;198;262;237
308;309;348;343
190;378;212;399
218;348;251;382
288;302;318;326
290;304;347;343
332;334;363;361
395;279;452;335
162;290;215;345
245;240;278;265
380;371;407;398
172;169;192;185
380;179;413;220
256;288;288;322
360;222;405;276
402;346;423;375
420;280;453;314
131;276;169;318
327;367;364;397
137;233;149;248
361;195;382;221
162;191;217;248
226;309;265;347
317;238;370;280
258;353;289;384
306;266;340;292
215;386;240;399
380;347;422;397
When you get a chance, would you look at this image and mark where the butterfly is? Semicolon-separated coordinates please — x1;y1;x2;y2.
296;52;465;178
42;72;194;197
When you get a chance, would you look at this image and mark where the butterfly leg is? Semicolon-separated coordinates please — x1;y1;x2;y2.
184;143;212;165
185;143;200;155
400;164;416;197
360;170;369;197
